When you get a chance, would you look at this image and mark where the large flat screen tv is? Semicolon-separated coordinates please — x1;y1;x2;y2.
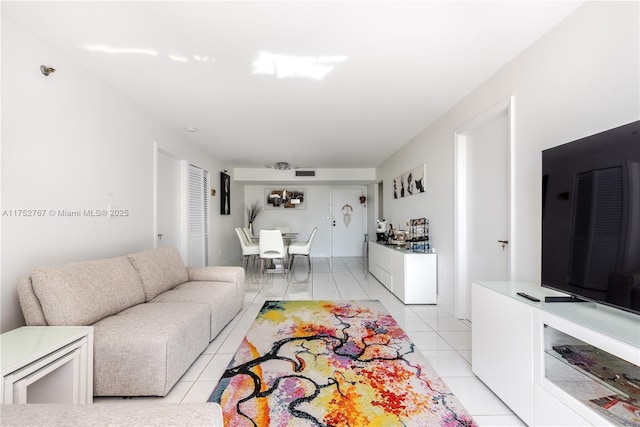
541;120;640;315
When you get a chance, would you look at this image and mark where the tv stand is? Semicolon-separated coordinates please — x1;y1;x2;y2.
472;281;640;426
544;295;588;303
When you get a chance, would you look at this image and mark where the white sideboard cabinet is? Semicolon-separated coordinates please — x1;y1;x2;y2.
472;281;640;427
368;242;437;304
1;326;93;404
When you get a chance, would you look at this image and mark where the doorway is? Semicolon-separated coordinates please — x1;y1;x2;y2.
454;97;513;320
331;187;366;257
155;146;187;261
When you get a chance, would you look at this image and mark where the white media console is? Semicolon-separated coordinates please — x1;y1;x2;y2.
472;281;640;426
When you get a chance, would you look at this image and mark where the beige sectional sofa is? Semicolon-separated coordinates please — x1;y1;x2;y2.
17;247;245;397
0;402;224;426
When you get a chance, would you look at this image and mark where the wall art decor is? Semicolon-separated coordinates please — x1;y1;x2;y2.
265;188;306;209
394;164;425;199
220;171;231;215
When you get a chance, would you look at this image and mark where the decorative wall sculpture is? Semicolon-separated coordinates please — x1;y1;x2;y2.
265;188;306;209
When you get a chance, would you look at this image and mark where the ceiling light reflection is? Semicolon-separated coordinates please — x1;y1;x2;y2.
84;44;215;65
193;55;212;63
83;44;157;56
253;51;347;80
317;56;348;64
168;54;189;62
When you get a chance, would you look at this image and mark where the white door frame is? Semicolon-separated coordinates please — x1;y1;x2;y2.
454;96;515;319
153;143;189;261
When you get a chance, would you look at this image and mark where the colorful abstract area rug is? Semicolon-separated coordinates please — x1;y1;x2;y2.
209;300;477;426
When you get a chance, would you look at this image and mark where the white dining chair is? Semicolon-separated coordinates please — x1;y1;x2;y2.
288;227;318;271
235;227;259;269
242;227;256;242
259;229;286;275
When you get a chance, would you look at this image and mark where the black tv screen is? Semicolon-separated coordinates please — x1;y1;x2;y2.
541;120;640;315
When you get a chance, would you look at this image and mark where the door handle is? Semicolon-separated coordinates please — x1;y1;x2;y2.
498;240;508;250
157;233;163;240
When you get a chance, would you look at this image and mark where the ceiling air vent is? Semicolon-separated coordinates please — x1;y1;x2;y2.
295;170;316;177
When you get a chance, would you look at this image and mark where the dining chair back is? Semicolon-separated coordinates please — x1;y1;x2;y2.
288;227;318;271
242;227;255;242
259;229;286;275
235;227;259;269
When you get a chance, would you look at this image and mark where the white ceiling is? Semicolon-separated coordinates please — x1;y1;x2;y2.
3;1;583;169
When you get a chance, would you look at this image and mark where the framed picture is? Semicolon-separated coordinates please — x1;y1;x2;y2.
394;164;425;199
265;188;306;209
220;172;231;215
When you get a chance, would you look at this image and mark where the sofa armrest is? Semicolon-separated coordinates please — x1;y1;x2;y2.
187;266;245;285
17;276;48;326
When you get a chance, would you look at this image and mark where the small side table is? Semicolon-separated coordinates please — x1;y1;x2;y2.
1;326;93;404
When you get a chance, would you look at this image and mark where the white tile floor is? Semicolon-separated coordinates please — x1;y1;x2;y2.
95;257;526;426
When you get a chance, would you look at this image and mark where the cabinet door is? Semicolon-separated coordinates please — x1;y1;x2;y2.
472;283;534;425
534;385;591;426
368;243;392;290
392;250;405;301
404;254;437;304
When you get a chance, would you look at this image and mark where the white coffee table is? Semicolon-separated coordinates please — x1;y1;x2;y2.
1;326;93;404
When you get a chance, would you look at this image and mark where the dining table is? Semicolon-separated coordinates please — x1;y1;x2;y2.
251;233;300;242
281;232;299;244
251;232;298;244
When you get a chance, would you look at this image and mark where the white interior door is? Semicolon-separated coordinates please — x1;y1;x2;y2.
156;149;182;251
467;115;510;292
331;187;365;257
455;98;512;320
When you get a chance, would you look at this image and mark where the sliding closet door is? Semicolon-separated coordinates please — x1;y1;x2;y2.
188;165;210;267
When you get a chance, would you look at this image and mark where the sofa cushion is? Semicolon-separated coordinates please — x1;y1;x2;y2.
151;280;243;340
187;266;245;284
30;257;145;326
92;302;210;396
127;247;189;301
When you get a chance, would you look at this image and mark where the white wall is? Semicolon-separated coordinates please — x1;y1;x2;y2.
0;20;243;332
376;2;640;307
244;185;367;257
